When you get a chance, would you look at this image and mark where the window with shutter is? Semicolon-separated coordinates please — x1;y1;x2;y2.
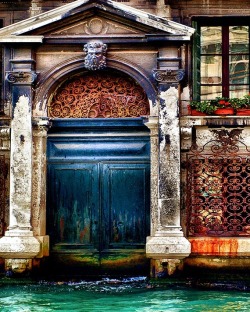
193;18;250;101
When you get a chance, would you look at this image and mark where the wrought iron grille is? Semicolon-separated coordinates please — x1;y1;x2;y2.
49;71;149;118
0;155;6;236
187;129;250;237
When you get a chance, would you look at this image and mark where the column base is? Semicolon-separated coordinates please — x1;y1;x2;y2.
146;235;191;259
0;231;41;259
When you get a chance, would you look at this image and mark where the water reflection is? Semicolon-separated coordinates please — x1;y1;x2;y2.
0;277;250;312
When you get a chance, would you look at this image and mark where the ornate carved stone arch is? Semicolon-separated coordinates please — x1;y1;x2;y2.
33;55;157;117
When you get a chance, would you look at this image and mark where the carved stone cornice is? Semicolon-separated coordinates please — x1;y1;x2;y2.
5;71;37;85
153;69;185;84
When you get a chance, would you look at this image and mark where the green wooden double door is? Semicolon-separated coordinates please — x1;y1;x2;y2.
46;119;150;276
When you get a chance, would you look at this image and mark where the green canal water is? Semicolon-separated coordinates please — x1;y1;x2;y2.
0;277;250;312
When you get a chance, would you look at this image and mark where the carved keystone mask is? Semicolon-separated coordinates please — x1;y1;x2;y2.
84;41;107;70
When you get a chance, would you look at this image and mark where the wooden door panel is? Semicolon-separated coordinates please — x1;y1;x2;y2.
47;163;99;251
102;163;150;250
46;119;150;274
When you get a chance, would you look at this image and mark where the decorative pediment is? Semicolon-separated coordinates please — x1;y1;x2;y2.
0;0;194;43
50;17;142;36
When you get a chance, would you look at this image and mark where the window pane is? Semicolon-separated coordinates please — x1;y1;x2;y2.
229;26;249;53
196;23;250;100
230;86;249;98
201;56;222;84
201;27;222;54
201;86;222;100
229;55;249;84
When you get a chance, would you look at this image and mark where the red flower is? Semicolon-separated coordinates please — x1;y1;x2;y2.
218;99;231;107
218;100;225;105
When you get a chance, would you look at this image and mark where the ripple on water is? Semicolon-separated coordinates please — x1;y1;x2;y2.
0;277;250;312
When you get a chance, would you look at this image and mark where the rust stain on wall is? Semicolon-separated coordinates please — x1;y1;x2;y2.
190;238;238;256
60;217;65;241
79;226;89;243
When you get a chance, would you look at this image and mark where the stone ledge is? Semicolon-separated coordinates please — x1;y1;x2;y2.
0;235;40;259
180;116;250;127
146;236;191;259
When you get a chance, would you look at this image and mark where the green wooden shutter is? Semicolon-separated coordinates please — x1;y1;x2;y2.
192;21;201;101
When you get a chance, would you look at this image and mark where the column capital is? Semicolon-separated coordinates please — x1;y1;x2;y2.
5;71;37;85
144;116;159;134
32;118;51;137
153;69;185;85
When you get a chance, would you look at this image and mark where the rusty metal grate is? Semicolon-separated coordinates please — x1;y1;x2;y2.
186;129;250;237
49;71;149;118
0;155;6;236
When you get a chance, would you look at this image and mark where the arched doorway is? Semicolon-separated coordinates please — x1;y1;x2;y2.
46;69;151;276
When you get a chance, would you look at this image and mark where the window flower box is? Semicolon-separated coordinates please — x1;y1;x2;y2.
236;108;250;116
189;94;250;116
214;107;234;115
188;100;217;115
232;94;250;115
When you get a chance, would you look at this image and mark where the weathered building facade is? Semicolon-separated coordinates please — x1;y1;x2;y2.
0;0;250;278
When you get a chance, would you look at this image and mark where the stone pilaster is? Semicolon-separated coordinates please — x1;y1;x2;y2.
32;119;49;237
32;118;50;257
0;64;41;262
145;117;159;235
146;67;191;262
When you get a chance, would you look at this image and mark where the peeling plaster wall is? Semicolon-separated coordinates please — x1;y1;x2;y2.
159;87;181;228
10;95;32;230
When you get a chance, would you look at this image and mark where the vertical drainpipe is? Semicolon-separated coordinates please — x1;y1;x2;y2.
146;55;191;277
0;50;40;275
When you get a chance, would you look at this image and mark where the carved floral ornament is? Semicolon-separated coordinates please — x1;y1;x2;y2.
48;71;150;118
